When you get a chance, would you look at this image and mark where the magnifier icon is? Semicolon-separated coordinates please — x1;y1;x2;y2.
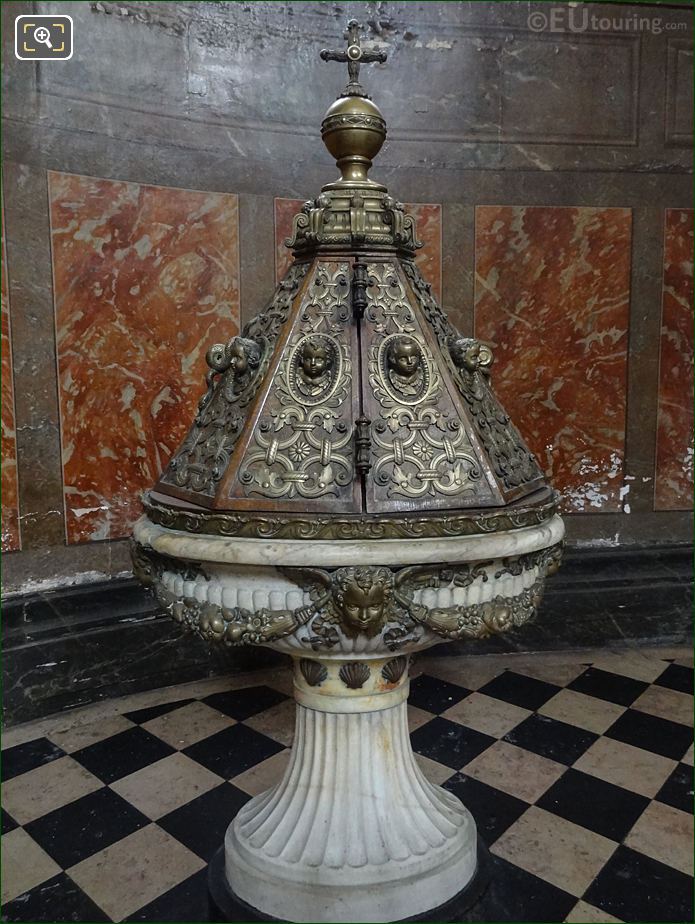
34;26;53;49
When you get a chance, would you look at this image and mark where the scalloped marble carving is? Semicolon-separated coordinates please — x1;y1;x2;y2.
226;699;476;922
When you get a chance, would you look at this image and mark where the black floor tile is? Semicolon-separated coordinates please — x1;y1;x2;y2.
3;658;692;924
201;686;288;721
654;662;693;694
584;845;694;923
478;671;560;711
1;738;65;781
479;854;576;922
408;674;470;714
71;726;176;784
157;783;251;861
183;724;284;778
126;867;209;922
444;773;527;846
654;762;694;814
502;714;598;766
567;667;649;706
605;709;692;761
123;698;195;724
0;872;110;922
25;787;149;868
410;717;495;770
1;808;18;834
536;768;649;842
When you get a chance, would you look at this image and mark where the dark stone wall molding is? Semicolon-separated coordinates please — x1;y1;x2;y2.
33;25;642;149
3;2;691;181
665;38;694;147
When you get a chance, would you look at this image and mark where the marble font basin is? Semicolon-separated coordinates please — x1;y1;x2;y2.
133;512;564;922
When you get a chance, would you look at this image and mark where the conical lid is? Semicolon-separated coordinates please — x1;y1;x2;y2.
148;21;552;535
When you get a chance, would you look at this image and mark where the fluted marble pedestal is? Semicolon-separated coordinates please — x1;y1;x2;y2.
226;656;477;923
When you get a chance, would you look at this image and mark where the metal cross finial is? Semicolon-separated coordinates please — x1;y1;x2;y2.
320;19;387;98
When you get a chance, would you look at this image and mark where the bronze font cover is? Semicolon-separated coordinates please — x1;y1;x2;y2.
149;20;552;535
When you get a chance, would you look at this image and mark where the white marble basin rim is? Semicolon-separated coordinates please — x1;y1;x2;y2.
133;513;565;567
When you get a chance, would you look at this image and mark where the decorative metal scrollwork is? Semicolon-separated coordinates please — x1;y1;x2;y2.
400;259;457;352
237;263;355;501
401;259;544;494
448;336;543;490
362;263;490;507
285;193;421;255
292;543;562;649
130;541;307;646
159;263;310;496
143;488;559;540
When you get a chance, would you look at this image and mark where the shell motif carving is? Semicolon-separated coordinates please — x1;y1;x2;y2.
381;656;407;684
339;661;371;689
299;658;328;687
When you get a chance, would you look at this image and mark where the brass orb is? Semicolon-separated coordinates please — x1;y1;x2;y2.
321;95;387;186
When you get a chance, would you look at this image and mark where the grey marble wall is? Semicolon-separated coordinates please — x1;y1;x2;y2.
2;0;692;593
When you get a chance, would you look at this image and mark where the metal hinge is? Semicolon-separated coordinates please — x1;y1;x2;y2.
355;416;372;476
352;256;368;320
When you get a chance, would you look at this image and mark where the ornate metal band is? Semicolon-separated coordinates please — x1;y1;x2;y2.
131;539;563;652
142;489;558;541
321;113;386;134
285;191;421;254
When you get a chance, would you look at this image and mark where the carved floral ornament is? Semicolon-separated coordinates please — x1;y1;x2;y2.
236;264;355;503
401;260;544;493
131;540;563;652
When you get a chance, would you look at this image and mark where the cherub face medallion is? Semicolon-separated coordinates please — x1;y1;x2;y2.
287;334;341;405
378;333;430;404
332;566;393;638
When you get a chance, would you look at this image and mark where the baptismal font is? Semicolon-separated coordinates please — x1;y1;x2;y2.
132;21;563;923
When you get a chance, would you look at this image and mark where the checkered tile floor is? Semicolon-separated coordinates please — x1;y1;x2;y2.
1;646;692;923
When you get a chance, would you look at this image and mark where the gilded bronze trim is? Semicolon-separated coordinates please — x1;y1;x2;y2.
142;488;558;540
131;538;563;651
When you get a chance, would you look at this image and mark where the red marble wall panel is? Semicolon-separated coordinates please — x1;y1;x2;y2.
274;198;442;300
1;213;20;551
407;203;442;303
475;206;631;513
50;173;239;543
655;208;694;510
